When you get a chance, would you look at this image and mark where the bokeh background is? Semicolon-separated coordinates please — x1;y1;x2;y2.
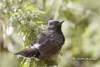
0;0;100;67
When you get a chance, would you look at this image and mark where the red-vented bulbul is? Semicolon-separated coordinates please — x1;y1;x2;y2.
14;20;65;61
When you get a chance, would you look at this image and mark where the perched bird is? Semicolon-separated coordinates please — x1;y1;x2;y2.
14;20;65;61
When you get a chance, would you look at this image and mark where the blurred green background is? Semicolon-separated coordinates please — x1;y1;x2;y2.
0;0;100;67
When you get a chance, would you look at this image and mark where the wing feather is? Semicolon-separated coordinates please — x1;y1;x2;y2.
38;32;64;58
29;31;64;59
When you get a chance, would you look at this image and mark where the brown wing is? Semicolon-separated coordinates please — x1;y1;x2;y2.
38;32;64;58
30;33;46;46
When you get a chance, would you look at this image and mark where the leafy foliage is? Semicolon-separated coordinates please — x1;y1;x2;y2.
9;7;45;46
1;0;48;67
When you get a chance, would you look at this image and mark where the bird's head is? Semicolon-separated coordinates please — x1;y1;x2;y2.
47;20;65;32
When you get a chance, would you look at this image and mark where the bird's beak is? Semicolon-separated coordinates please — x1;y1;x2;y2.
59;20;65;25
61;20;65;23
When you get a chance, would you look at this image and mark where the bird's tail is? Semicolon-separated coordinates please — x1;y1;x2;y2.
14;48;39;58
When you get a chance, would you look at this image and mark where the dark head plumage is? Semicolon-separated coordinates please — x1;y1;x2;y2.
47;20;65;32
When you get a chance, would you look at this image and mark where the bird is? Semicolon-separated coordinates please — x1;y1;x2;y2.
14;20;65;61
